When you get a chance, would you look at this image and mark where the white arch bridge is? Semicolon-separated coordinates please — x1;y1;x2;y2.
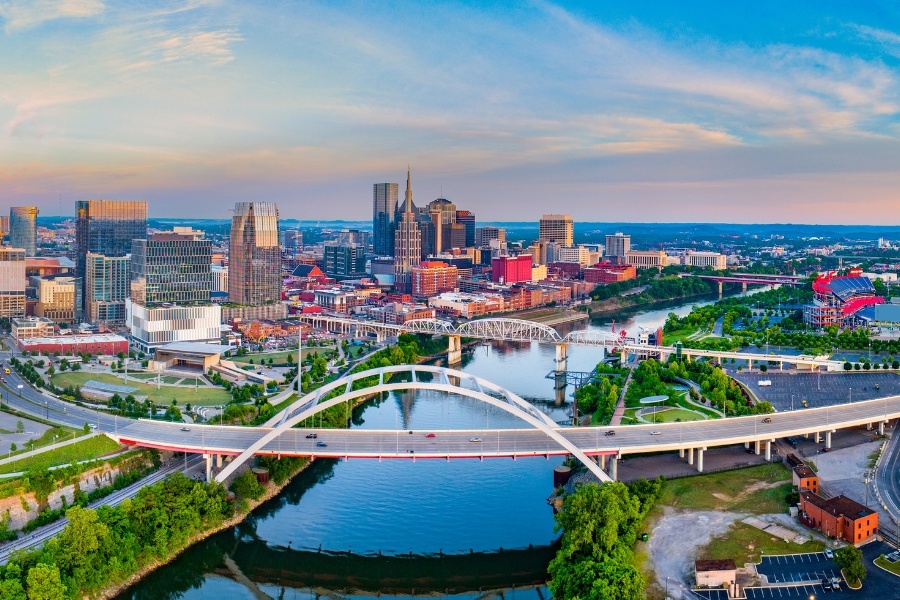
110;366;900;486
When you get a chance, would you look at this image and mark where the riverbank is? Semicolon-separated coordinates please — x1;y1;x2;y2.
101;457;313;599
507;307;590;327
586;287;727;316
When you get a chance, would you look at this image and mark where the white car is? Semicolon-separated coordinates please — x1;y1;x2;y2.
649;431;661;436
469;437;482;443
16;384;23;389
824;548;833;559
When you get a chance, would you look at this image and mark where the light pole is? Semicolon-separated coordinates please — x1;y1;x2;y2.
791;394;794;412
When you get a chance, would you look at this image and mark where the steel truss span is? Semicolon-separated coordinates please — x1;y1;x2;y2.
215;365;611;484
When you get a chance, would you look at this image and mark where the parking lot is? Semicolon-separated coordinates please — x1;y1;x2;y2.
757;552;841;584
732;371;900;412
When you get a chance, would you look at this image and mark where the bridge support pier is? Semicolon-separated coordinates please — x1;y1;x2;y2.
880;421;886;436
216;454;223;468
608;455;618;481
825;431;832;449
717;281;723;295
697;448;705;473
754;440;761;455
765;440;772;461
679;448;685;458
744;442;750;449
447;335;462;365
204;453;212;482
867;423;873;431
742;282;747;292
555;343;568;372
600;455;606;470
814;431;821;444
687;447;694;466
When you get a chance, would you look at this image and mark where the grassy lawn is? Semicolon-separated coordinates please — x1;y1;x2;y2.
232;347;330;365
704;522;824;567
346;345;369;358
0;435;122;474
51;372;231;407
645;407;706;423
875;556;900;577
660;463;793;513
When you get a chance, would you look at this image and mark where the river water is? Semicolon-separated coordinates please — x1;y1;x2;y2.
118;289;757;600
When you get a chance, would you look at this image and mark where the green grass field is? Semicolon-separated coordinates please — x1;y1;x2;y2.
875;555;900;576
644;407;706;423
232;347;331;365
660;463;792;513
51;372;232;406
0;435;122;474
704;522;823;566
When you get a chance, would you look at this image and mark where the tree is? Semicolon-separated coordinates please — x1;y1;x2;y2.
835;545;867;585
844;361;852;371
10;443;16;452
0;563;26;600
759;364;768;373
555;482;642;560
16;420;23;433
25;563;66;600
83;422;90;434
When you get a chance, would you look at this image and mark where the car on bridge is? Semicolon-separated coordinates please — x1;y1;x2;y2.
180;426;191;432
604;430;615;436
425;433;436;438
469;437;482;443
305;433;318;439
649;431;661;436
762;417;772;423
316;441;327;447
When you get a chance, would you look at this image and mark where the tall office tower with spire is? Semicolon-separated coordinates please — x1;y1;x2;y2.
9;207;38;256
373;183;399;256
76;200;148;321
393;169;422;293
229;202;282;305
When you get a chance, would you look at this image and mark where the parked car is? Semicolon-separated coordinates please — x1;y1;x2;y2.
316;441;327;447
824;547;833;559
305;433;318;439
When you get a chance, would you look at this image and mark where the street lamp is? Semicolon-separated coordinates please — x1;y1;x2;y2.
791;394;795;411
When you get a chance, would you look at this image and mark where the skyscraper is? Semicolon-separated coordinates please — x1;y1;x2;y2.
428;198;457;253
229;202;281;305
539;214;574;247
85;253;130;325
127;228;220;352
9;206;38;256
605;232;631;265
76;200;148;319
0;248;26;318
456;210;476;248
373;183;399;256
393;169;422;293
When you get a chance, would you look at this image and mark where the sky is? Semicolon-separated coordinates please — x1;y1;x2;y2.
1;1;899;223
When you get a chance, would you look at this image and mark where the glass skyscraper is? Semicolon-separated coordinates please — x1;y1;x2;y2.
373;183;398;256
9;206;38;256
85;253;130;325
130;228;211;306
228;202;281;305
76;200;148;319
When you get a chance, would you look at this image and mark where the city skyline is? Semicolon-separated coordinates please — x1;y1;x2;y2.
1;2;900;223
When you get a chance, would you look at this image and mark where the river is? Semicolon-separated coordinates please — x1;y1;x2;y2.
118;288;760;600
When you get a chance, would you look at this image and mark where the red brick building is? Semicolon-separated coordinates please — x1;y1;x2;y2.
799;491;877;545
792;465;819;494
584;262;637;284
17;333;129;356
491;255;533;284
411;261;459;297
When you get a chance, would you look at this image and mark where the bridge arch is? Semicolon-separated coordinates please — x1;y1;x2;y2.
216;365;610;484
454;318;563;343
399;318;455;334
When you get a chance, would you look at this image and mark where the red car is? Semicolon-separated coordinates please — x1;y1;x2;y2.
425;433;436;438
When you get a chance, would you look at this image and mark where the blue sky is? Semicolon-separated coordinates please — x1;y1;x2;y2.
1;1;899;223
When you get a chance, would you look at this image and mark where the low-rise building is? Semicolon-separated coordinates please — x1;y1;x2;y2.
683;251;727;270
16;333;128;355
792;465;819;494
625;250;668;270
221;303;288;323
34;276;77;323
584;262;637;284
799;491;877;545
428;292;504;318
695;559;737;589
11;316;55;339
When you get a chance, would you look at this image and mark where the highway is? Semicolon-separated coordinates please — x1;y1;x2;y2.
0;455;203;565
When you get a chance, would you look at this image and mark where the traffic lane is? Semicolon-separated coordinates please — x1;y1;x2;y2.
757;552;840;584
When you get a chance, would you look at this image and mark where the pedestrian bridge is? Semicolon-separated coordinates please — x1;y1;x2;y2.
109;366;899;484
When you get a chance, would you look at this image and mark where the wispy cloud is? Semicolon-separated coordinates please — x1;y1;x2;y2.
0;0;104;32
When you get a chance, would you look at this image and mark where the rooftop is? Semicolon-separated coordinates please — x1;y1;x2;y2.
156;342;233;356
695;559;736;572
800;491;875;520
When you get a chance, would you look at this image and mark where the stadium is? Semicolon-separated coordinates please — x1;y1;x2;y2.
803;268;884;328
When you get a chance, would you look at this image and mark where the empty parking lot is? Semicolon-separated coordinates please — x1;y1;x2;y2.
732;371;900;412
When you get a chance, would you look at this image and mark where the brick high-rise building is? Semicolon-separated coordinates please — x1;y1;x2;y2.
411;261;458;297
491;255;533;284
